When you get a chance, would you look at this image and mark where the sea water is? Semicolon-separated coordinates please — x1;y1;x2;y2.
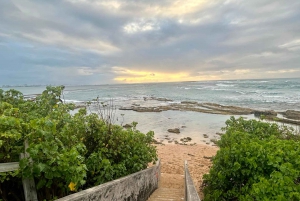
2;78;300;144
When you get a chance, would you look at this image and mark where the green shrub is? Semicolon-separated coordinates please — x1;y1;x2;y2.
203;117;300;201
0;86;157;201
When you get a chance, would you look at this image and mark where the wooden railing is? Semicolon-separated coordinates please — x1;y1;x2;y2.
0;141;38;201
184;160;201;201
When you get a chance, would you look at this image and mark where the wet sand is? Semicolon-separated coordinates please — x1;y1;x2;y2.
154;144;218;199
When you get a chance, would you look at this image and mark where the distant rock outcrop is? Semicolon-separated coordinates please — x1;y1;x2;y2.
281;110;300;120
119;100;300;126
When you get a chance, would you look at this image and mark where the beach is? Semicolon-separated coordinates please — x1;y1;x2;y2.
155;144;219;199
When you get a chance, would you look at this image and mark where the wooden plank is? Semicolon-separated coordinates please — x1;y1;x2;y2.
0;162;19;173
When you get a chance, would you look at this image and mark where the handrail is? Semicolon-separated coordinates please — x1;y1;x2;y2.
56;159;161;201
0;162;19;173
184;160;201;201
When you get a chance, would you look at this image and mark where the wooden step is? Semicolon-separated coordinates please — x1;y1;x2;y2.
147;188;184;201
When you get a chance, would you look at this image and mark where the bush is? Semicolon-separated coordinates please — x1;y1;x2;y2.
203;117;300;201
0;86;157;200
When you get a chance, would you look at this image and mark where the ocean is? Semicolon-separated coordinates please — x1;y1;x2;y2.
2;78;300;144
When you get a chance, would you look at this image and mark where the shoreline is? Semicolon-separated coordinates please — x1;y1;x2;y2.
119;101;300;125
155;144;219;199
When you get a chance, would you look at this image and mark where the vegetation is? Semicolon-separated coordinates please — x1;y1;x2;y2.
0;86;157;201
203;116;300;201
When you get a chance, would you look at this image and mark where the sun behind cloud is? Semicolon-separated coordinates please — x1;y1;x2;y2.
113;67;194;83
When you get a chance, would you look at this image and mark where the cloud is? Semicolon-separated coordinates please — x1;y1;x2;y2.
279;39;300;51
1;0;300;85
123;19;160;34
21;29;120;54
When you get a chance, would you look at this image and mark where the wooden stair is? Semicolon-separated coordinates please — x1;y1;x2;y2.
147;173;184;201
147;188;184;201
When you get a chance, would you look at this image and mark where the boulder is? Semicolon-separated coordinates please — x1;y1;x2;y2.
168;128;180;133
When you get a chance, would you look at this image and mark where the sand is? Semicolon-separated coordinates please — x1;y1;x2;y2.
154;144;219;199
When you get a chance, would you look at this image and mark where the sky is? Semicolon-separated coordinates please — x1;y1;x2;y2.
0;0;300;85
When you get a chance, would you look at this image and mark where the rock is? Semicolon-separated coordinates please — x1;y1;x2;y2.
203;134;209;138
156;98;173;101
133;107;164;112
168;128;180;133
204;156;213;160
120;101;256;115
132;103;140;106
180;137;192;143
210;139;218;144
123;124;133;128
216;132;224;136
152;139;162;144
119;107;134;110
254;110;277;117
168;140;173;143
282;110;300;120
181;101;198;104
264;115;300;125
188;153;195;156
181;126;187;128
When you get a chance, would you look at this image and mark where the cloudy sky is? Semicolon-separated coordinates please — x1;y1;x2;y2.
1;0;300;85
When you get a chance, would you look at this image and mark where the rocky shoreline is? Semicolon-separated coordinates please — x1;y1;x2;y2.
74;97;300;146
120;99;300;126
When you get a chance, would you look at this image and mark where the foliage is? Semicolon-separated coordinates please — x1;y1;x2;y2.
0;86;157;201
203;117;300;201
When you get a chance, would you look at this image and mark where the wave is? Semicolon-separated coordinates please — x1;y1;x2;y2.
235;91;246;95
64;99;85;103
216;84;235;87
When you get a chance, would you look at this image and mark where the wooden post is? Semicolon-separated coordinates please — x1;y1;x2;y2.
20;140;38;201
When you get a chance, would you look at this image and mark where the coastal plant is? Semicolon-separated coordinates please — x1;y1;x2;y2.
202;117;300;201
0;86;157;201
